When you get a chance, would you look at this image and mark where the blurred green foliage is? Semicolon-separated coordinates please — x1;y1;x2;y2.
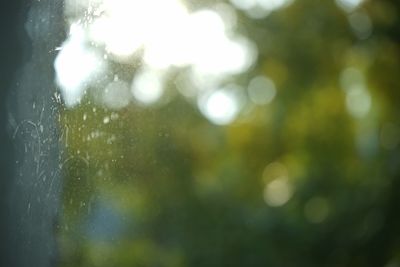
57;0;400;266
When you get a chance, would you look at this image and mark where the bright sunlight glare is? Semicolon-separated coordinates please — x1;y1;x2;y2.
198;86;243;125
131;68;165;105
56;0;257;120
54;23;107;107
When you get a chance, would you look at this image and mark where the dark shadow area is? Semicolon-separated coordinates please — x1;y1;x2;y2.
0;0;29;266
0;0;64;266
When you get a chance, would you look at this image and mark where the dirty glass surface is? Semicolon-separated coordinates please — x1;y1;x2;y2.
7;0;400;266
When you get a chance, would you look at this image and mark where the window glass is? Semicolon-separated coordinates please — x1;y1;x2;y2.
46;0;400;266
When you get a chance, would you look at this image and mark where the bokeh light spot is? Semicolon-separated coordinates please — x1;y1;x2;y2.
247;75;277;105
348;12;372;40
263;177;293;207
131;69;165;105
335;0;364;12
199;87;243;125
345;85;371;119
102;81;131;110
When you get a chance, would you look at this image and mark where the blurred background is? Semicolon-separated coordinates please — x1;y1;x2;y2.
54;0;400;266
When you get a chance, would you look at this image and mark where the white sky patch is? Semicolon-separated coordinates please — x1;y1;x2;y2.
89;0;189;59
131;69;165;105
185;10;227;69
87;0;256;73
142;8;256;75
89;16;144;58
214;3;238;32
198;86;243;125
57;0;257;117
54;23;107;107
